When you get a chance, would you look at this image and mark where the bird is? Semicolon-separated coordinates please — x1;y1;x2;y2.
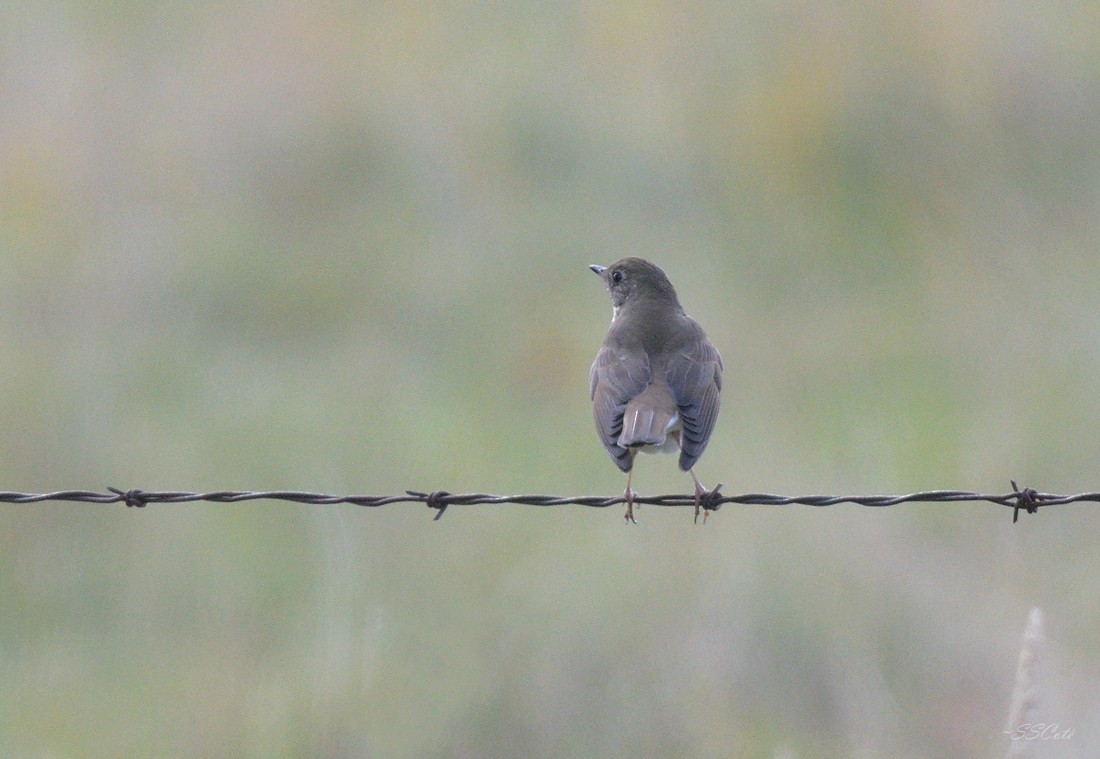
588;257;723;523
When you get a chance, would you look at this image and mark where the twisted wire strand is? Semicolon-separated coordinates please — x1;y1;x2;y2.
0;481;1085;522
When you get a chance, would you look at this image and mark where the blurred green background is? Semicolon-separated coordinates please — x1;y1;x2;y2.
2;3;1098;757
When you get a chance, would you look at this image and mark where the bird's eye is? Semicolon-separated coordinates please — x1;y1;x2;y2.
611;270;624;284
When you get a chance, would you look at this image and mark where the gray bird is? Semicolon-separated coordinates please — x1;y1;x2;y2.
589;258;723;523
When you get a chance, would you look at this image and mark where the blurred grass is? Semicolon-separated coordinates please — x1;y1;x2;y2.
3;2;1100;757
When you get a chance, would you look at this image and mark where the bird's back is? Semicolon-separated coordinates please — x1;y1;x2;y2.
590;258;723;474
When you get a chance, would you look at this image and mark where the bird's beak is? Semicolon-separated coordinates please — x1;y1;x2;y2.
589;264;607;277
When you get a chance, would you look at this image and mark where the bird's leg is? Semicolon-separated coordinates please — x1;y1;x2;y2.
689;469;708;524
624;450;638;524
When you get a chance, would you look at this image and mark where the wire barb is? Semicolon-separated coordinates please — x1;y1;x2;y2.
0;481;1090;521
1010;480;1040;524
406;490;452;520
108;487;148;508
696;483;724;525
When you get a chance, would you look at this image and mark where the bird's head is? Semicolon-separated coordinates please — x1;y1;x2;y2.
589;257;679;310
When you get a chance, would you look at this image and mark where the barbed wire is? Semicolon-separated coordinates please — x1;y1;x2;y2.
0;481;1087;522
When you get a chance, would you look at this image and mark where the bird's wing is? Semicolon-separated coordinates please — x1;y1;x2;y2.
590;343;651;472
664;322;723;471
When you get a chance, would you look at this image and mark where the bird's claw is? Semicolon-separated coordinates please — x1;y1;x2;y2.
693;481;723;525
624;487;638;524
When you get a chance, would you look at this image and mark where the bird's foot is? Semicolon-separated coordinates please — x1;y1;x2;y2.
690;472;723;524
623;487;638;524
